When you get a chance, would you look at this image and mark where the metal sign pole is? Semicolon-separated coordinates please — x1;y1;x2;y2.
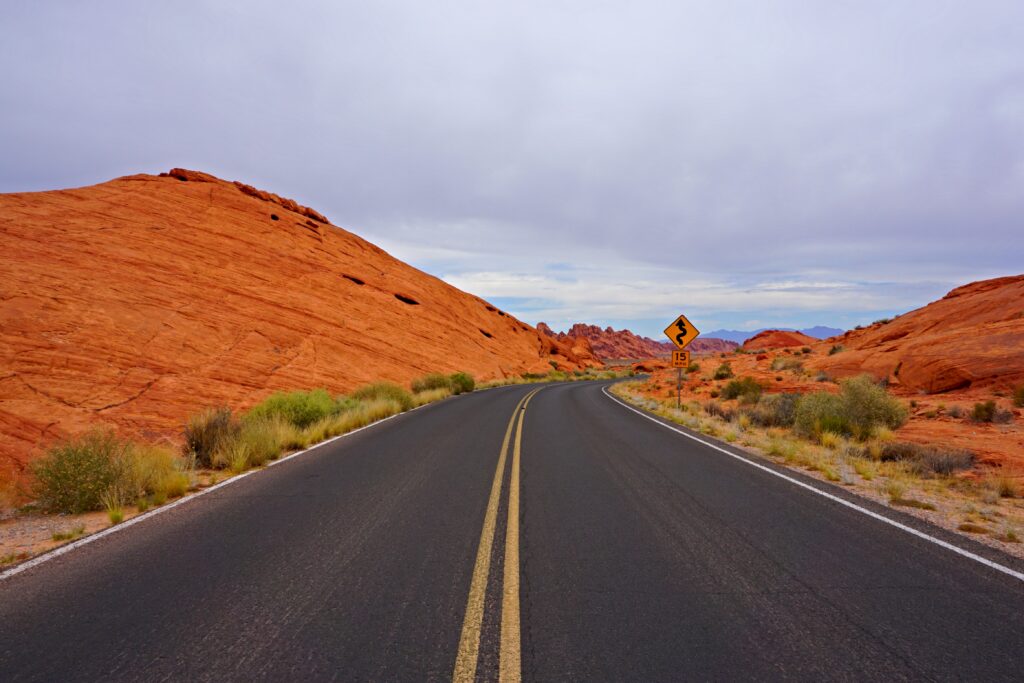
677;367;682;410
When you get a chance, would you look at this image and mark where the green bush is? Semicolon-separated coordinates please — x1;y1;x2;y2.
411;373;452;393
350;382;413;411
1014;385;1024;408
743;393;801;427
713;362;734;380
32;431;130;514
971;400;996;422
794;375;907;440
828;345;844;355
183;407;240;468
246;389;337;429
686;362;700;373
448;372;476;395
721;377;762;404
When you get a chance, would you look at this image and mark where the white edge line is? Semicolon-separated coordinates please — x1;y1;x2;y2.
0;394;457;582
601;385;1024;584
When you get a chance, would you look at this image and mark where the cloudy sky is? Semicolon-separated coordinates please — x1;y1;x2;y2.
2;2;1022;338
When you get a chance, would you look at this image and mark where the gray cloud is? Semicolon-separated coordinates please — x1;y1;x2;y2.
2;1;1022;336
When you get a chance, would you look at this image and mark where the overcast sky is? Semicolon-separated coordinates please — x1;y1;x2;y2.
2;2;1022;338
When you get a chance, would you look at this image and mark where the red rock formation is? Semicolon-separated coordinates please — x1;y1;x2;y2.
538;322;737;359
742;329;818;350
0;169;598;471
815;275;1024;393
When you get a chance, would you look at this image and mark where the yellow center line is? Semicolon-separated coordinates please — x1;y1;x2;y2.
498;388;536;683
453;388;539;683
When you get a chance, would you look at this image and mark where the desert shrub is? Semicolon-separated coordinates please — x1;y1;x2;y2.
815;371;832;382
873;318;893;325
771;357;804;372
686;362;700;373
794;375;907;440
183;407;240;468
32;431;130;514
449;372;476;395
743;392;801;427
721;377;762;404
1014;385;1024;408
704;401;736;422
947;405;964;419
350;382;413;411
411;373;452;393
801;346;812;354
971;401;998;422
875;442;974;476
828;345;844;355
713;362;734;380
840;375;908;438
246;389;337;429
794;392;849;438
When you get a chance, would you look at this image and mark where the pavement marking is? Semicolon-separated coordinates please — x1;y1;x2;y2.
0;393;455;583
602;385;1024;584
453;388;538;682
499;389;537;683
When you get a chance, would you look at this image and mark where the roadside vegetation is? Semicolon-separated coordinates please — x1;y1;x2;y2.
612;371;1024;549
2;364;633;568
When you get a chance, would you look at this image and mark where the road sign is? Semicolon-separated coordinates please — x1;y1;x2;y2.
671;350;690;368
664;313;700;349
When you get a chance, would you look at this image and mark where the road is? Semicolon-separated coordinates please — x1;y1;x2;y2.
2;381;1023;681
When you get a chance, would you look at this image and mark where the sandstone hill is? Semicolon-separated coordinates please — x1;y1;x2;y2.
0;169;597;471
742;329;819;350
538;322;737;359
815;275;1024;393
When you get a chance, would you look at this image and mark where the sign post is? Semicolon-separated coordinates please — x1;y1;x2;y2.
664;314;700;410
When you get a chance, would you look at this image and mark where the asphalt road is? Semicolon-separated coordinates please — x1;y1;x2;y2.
2;381;1023;681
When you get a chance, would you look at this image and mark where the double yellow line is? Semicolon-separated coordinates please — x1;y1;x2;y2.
453;388;541;683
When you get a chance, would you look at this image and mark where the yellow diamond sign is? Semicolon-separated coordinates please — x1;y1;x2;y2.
664;313;700;349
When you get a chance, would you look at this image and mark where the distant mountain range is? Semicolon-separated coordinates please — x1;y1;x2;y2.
705;326;845;345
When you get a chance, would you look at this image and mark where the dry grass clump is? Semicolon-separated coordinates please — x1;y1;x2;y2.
183;407;240;468
874;442;974;476
52;524;86;542
704;401;736;422
410;372;476;396
413;387;453;407
350;382;414;411
770;357;804;372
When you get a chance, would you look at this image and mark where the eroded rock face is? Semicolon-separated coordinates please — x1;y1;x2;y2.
537;322;736;359
0;170;596;471
816;275;1024;393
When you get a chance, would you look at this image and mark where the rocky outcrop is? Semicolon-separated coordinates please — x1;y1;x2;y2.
539;322;737;359
743;329;818;350
0;169;597;471
815;275;1024;393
